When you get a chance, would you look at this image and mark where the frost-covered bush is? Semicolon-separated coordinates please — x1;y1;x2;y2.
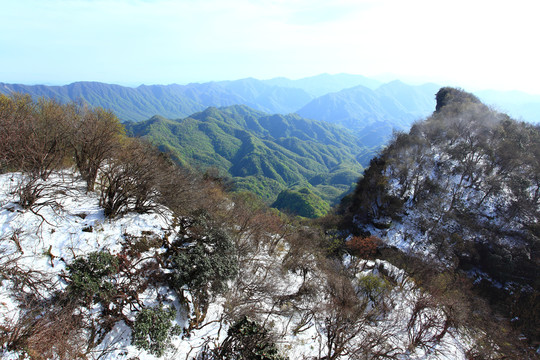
66;250;119;304
131;305;181;357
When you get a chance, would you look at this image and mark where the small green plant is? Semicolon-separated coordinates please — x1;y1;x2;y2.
131;304;181;357
215;316;287;360
166;212;238;330
357;273;391;303
168;213;238;295
66;250;119;304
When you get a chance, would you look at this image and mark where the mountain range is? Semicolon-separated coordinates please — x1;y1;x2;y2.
2;75;538;149
126;105;367;214
4;74;538;216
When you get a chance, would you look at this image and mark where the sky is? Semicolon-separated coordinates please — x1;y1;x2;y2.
1;0;539;94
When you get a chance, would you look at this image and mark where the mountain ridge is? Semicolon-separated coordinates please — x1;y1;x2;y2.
342;87;540;347
126;104;368;214
2;74;538;153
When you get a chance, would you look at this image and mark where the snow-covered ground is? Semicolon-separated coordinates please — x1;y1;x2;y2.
0;171;470;359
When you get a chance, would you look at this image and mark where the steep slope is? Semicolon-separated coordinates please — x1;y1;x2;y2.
126;105;367;212
0;171;474;360
343;87;540;346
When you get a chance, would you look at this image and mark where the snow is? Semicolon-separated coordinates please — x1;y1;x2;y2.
0;171;470;359
0;171;183;359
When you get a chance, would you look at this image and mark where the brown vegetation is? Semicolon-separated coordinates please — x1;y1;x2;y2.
2;90;536;358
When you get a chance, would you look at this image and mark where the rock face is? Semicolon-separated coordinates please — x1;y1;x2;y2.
434;86;483;112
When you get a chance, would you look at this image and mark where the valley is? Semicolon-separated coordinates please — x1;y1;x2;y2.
3;74;537;217
0;77;539;359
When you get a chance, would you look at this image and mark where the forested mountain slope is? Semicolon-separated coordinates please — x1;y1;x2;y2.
0;93;480;359
262;73;383;96
0;81;204;121
0;74;383;121
126;105;368;214
3;76;538;155
0;79;313;121
343;87;540;348
3;76;538;164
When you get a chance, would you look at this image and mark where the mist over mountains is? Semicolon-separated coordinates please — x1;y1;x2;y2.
2;74;537;138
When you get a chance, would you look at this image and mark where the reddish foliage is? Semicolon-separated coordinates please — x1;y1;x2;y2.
345;235;381;258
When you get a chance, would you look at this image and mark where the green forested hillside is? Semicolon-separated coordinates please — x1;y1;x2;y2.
0;79;313;121
0;81;206;121
272;187;331;218
3;77;537;157
126;105;368;213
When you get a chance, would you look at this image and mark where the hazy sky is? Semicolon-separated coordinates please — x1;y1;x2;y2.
1;0;538;93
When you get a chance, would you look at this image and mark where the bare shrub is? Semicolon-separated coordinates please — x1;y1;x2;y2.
0;249;87;359
198;316;286;360
225;192;289;253
0;94;70;179
154;164;201;214
98;138;169;217
68;104;124;192
11;173;70;214
0;93;35;173
315;264;399;360
3;299;88;360
13;174;49;210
